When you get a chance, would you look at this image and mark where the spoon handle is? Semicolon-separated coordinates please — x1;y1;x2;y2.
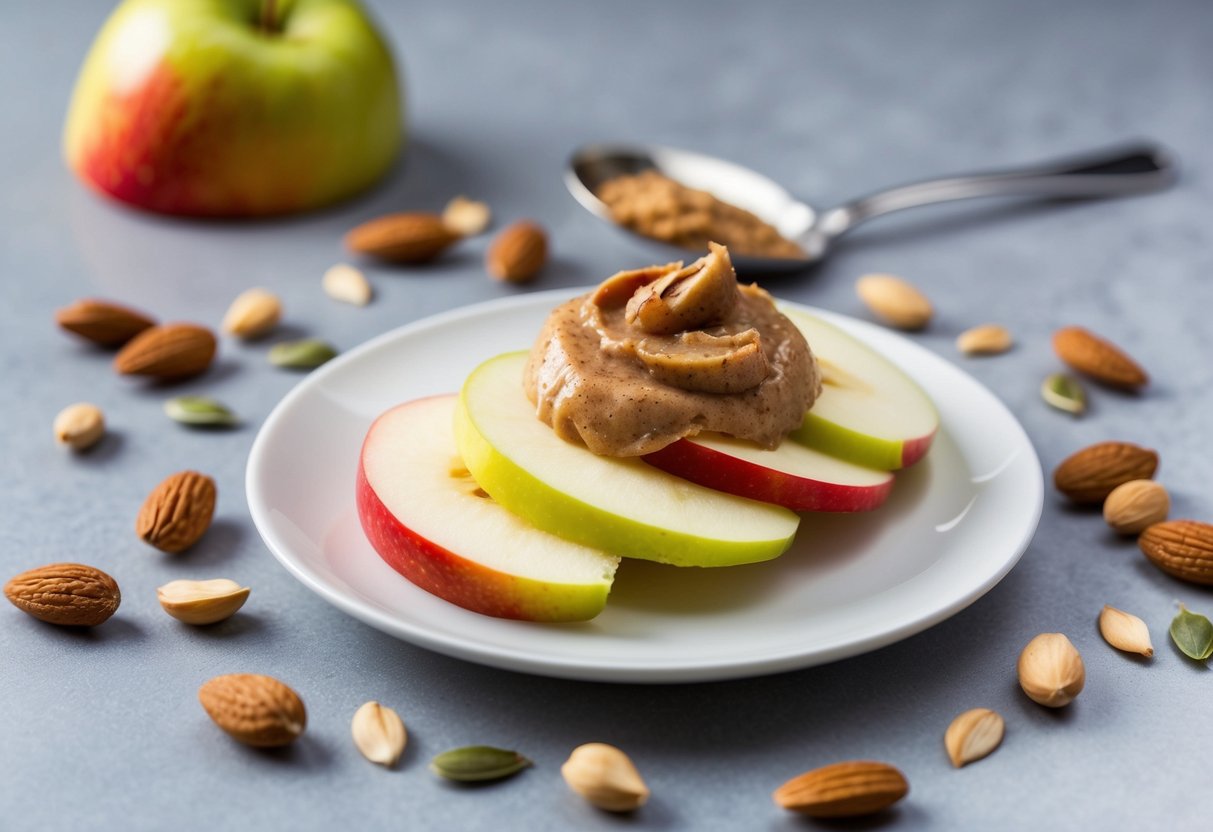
816;141;1176;238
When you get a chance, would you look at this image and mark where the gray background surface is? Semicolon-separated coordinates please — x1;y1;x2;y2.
2;1;1211;829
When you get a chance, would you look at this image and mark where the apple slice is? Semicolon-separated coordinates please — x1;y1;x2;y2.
455;353;800;568
783;308;939;470
644;433;893;512
357;395;620;622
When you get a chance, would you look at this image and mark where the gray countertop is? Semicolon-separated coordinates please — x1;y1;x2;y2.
2;1;1211;829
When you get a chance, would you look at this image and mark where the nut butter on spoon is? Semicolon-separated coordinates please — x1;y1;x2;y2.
566;141;1175;274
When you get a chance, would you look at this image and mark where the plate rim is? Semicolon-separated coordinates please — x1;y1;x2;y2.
246;289;1043;683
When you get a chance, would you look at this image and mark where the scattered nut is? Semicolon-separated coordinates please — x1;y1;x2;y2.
443;196;492;236
345;212;460;263
53;402;105;451
1052;441;1159;504
561;743;650;813
944;708;1004;768
55;298;155;347
1053;325;1148;389
855;274;932;330
1017;633;1085;707
1098;605;1153;657
487;220;548;283
157;579;249;625
956;324;1012;356
351;701;407;767
113;323;217;380
198;673;306;747
222;288;282;339
1103;480;1169;535
774;760;909;818
136;470;217;553
322;264;373;306
1041;372;1087;416
1139;520;1213;585
4;563;121;627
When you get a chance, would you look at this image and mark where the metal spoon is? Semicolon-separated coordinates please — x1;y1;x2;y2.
565;141;1176;273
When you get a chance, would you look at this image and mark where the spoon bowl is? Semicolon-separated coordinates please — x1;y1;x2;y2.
566;141;1176;274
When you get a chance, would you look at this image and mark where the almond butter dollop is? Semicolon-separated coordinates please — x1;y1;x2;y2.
524;243;821;456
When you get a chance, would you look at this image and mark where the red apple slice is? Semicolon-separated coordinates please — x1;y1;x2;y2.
357;395;619;622
644;433;893;512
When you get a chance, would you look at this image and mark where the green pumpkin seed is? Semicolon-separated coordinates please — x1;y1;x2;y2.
269;339;338;370
1041;373;1086;415
164;395;238;428
430;745;532;782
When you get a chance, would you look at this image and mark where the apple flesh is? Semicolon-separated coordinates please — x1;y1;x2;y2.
64;0;403;217
455;353;800;568
644;433;893;512
357;395;619;622
784;309;939;470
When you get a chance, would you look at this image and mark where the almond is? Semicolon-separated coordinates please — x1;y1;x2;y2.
773;761;908;818
222;288;282;339
1017;633;1085;707
1052;441;1158;504
345;212;460;263
157;579;249;625
113;323;217;380
136;470;217;553
943;708;1005;768
1103;480;1169;535
956;323;1013;356
1098;605;1154;657
1052;326;1148;389
487;220;548;283
855;274;932;330
351;701;408;767
55;298;155;347
1139;520;1213;585
322;264;373;306
198;673;306;747
53;402;106;451
562;743;650;812
443;196;491;236
4;563;120;627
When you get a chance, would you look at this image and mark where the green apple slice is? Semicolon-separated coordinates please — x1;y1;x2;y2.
456;353;799;567
784;308;940;470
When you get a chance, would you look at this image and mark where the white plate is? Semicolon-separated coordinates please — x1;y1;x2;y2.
247;292;1042;683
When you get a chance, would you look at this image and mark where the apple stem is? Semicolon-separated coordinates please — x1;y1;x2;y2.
261;0;278;33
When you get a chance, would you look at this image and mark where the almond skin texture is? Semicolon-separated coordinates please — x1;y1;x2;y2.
487;220;548;283
137;471;217;553
4;563;120;627
114;323;217;380
1052;326;1148;389
1052;441;1158;504
55;298;155;347
1139;520;1213;585
345;213;460;263
198;674;306;747
1103;480;1169;535
773;761;908;818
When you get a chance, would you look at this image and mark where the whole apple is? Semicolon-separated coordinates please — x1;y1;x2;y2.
64;0;403;217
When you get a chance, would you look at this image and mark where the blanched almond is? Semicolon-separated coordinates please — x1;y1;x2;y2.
157;579;249;625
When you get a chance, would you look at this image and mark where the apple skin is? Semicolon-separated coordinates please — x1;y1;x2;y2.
64;0;403;217
357;397;616;623
783;309;939;470
643;437;894;512
456;353;800;568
